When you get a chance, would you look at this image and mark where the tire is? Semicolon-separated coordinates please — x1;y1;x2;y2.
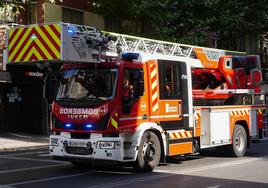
231;124;247;157
135;131;161;172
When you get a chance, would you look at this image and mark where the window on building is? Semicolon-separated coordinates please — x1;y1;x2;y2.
62;8;83;25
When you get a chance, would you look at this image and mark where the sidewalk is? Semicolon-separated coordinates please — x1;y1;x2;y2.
0;133;49;152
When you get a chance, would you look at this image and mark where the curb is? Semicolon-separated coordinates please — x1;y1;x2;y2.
0;133;49;153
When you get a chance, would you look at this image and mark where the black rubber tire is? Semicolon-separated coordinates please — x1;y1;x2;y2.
135;131;161;172
231;124;247;157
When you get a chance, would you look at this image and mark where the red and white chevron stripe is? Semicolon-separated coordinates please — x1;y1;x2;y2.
150;64;158;112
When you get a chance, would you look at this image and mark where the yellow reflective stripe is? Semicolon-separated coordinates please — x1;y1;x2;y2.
35;38;52;59
14;36;33;62
53;23;61;33
9;28;23;50
44;25;61;45
23;48;33;62
35;26;59;58
111;118;118;129
9;27;32;61
24;47;42;62
8;28;16;39
33;48;43;61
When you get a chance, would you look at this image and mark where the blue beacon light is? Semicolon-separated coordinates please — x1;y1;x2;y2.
67;28;75;35
85;124;93;129
65;123;72;128
121;52;140;61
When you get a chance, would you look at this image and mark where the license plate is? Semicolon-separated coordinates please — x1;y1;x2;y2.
68;141;86;147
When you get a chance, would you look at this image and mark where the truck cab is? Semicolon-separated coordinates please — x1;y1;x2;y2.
50;52;197;171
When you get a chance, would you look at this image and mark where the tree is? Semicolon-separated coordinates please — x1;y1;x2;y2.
93;0;268;50
0;0;59;24
203;0;268;50
92;0;141;33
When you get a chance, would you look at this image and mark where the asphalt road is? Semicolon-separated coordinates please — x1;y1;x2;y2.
0;140;268;188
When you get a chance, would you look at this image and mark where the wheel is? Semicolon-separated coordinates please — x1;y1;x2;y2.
135;131;161;172
231;124;247;157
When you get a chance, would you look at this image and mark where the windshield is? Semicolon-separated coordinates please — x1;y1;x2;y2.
56;67;118;101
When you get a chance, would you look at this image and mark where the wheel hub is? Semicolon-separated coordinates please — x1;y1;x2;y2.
143;142;156;162
235;130;245;152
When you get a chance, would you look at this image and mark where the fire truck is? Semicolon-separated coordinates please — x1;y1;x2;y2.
6;22;266;171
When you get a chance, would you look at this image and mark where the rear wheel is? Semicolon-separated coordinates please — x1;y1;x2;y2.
135;131;161;172
230;124;247;157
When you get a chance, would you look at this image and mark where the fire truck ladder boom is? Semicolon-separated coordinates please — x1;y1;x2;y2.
105;32;195;58
65;23;244;60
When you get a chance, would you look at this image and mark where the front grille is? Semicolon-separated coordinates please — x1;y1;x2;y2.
65;147;93;155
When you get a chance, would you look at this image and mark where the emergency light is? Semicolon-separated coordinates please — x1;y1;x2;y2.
85;124;93;129
65;123;72;128
67;28;75;35
121;52;140;61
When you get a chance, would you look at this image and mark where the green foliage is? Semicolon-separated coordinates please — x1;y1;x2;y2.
93;0;268;48
0;0;59;11
0;0;60;24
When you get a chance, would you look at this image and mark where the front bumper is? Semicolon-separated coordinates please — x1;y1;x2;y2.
49;133;135;162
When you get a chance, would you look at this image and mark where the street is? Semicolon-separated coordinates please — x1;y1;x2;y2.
0;140;268;188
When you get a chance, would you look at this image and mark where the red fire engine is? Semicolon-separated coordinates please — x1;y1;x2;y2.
6;22;266;171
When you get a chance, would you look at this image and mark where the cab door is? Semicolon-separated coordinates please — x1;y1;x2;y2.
119;63;149;130
158;60;189;130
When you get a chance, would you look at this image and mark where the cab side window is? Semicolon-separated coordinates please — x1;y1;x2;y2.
123;70;134;99
159;62;181;99
122;68;144;114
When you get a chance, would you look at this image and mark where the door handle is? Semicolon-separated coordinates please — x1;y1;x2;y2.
178;101;182;118
142;114;148;120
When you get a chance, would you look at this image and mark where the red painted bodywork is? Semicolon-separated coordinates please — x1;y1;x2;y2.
51;60;146;134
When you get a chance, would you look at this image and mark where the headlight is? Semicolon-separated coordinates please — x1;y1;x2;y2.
50;138;59;146
99;141;121;149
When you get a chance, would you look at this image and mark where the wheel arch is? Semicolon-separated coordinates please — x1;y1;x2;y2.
132;123;166;162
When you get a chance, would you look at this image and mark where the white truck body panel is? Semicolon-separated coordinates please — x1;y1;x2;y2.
200;109;231;148
250;109;258;138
